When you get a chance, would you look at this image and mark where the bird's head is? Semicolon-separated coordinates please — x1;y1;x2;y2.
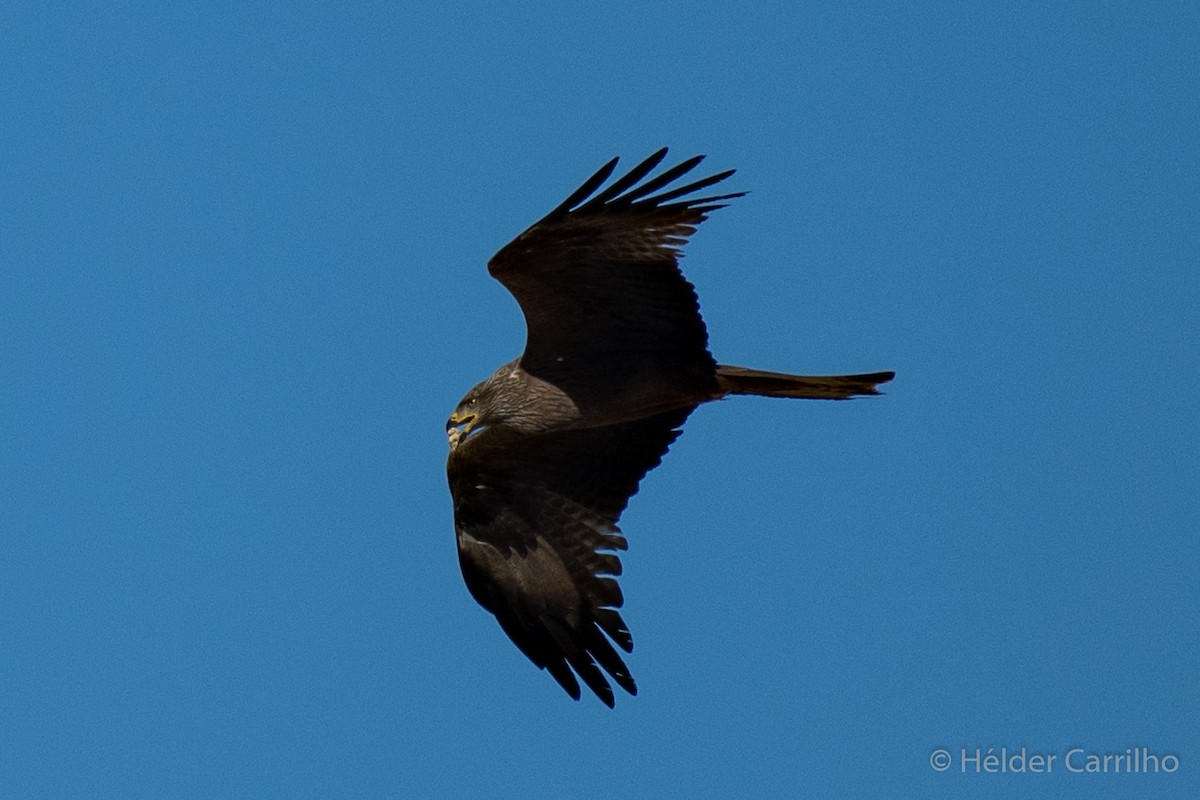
447;363;545;448
447;402;480;450
446;385;494;449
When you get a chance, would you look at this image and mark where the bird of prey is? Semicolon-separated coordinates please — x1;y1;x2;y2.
446;148;893;707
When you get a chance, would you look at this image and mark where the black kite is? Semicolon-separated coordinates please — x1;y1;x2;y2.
446;149;893;706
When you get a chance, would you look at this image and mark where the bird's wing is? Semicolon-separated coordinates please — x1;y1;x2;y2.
487;149;744;399
446;408;693;707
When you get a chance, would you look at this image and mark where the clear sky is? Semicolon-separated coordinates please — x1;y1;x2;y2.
3;3;1198;798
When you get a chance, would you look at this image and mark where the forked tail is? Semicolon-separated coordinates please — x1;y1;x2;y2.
716;365;895;400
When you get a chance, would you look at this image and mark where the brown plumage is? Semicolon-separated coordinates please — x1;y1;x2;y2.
446;149;893;707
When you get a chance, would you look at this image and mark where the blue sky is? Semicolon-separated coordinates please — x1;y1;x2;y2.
3;2;1198;798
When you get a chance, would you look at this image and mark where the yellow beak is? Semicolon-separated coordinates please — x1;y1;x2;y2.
446;412;478;448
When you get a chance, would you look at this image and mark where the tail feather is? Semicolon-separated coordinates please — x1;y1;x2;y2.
716;365;894;400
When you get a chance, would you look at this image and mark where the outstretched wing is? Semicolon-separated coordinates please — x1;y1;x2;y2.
488;149;744;400
447;408;693;707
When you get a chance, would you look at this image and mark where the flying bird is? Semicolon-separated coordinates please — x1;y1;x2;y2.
446;149;893;707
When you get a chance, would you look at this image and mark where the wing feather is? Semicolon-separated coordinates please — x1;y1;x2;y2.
487;150;744;401
448;408;693;706
544;156;620;218
580;147;670;209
